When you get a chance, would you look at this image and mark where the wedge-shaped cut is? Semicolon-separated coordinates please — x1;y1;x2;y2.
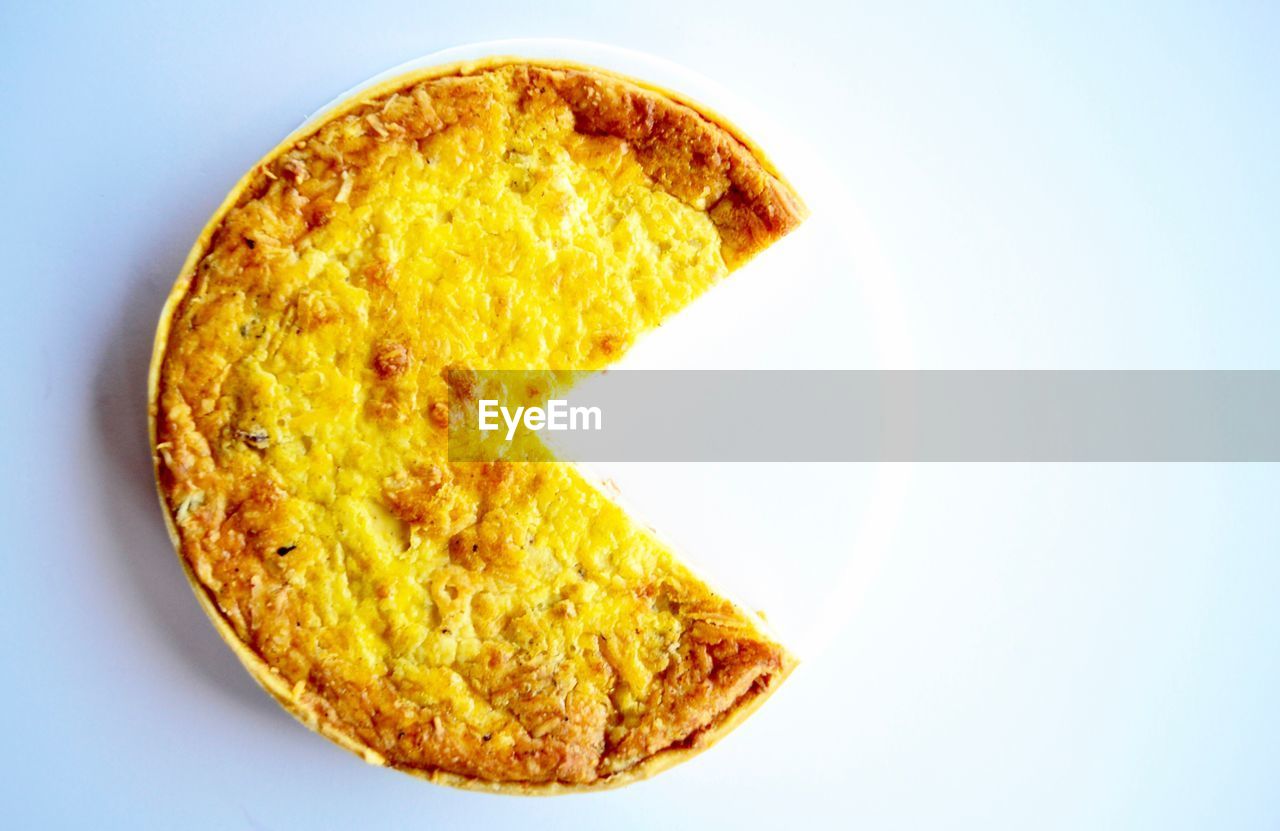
150;60;805;792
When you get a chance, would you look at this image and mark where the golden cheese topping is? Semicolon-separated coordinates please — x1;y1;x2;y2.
152;62;804;790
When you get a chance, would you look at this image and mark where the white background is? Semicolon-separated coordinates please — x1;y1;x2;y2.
2;2;1278;829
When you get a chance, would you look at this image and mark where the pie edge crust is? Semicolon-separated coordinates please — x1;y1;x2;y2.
147;55;804;794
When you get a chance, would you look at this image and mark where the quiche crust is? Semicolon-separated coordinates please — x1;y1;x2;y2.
149;57;805;792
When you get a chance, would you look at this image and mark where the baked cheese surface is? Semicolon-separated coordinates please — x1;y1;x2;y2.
153;62;804;789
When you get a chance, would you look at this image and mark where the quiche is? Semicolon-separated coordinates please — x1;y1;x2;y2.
149;58;806;792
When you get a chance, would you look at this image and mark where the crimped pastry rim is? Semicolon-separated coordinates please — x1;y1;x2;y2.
147;55;801;794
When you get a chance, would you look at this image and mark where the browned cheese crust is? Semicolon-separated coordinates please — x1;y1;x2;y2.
152;60;805;792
